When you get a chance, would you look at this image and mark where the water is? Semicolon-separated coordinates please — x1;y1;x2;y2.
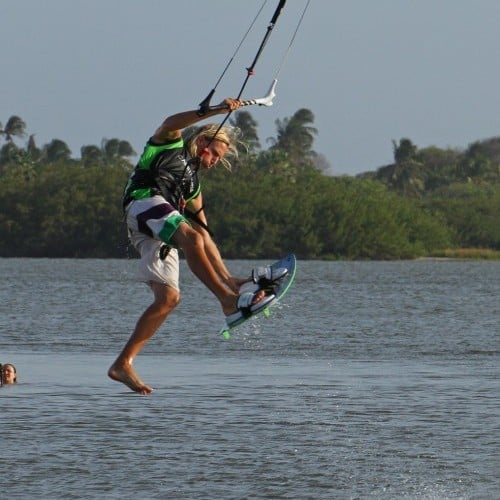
0;258;499;499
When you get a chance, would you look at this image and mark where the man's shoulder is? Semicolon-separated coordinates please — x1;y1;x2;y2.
139;138;185;170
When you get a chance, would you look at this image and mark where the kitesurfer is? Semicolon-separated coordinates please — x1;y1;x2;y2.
108;98;270;394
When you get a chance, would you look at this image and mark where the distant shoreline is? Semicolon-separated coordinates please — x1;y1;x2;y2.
426;248;500;261
1;249;499;261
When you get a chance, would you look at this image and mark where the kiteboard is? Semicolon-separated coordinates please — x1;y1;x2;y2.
220;254;296;339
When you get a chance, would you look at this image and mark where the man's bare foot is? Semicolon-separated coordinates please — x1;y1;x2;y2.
108;361;153;395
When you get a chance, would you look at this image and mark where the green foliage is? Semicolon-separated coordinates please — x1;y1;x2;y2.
423;182;500;250
202;163;451;260
0;163;129;257
367;136;500;197
0;113;498;258
311;177;451;259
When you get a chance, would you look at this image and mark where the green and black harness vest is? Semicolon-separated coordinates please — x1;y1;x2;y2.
123;137;201;212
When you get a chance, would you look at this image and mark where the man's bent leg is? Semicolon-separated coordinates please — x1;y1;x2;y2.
173;224;241;314
108;282;180;394
173;223;267;317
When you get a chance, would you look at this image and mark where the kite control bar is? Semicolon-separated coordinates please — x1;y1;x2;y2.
202;79;277;114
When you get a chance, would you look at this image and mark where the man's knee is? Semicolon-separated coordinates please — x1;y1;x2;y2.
163;288;181;309
151;284;181;314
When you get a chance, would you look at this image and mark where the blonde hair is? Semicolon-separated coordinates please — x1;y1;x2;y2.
186;124;242;171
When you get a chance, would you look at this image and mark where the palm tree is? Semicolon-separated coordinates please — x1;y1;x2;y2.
81;145;104;165
0;115;27;143
372;139;427;197
101;138;136;160
81;139;135;167
44;139;72;163
389;159;426;197
392;138;417;164
268;108;317;164
0;142;21;166
26;134;41;161
230;110;260;152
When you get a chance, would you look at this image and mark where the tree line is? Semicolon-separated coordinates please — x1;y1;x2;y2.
0;112;499;259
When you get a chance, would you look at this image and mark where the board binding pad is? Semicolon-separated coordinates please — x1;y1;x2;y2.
220;254;296;340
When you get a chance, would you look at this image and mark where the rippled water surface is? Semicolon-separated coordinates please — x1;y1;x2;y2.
1;258;499;499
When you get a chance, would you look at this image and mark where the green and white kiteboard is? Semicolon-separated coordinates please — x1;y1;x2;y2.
220;254;297;339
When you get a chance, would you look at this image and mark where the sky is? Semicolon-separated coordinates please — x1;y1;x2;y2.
2;0;500;176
